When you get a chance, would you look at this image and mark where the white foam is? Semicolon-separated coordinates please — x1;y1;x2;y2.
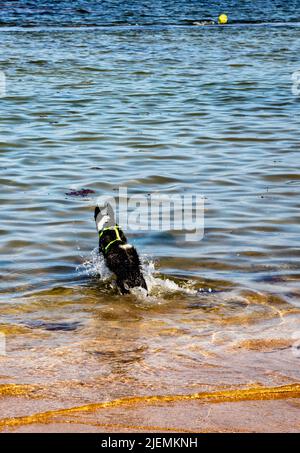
78;250;198;300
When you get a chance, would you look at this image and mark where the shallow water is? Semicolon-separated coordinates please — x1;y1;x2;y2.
0;15;300;431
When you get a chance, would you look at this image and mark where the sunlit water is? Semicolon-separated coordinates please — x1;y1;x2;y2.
0;11;300;431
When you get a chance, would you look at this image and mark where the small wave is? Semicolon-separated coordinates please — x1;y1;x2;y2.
0;21;300;31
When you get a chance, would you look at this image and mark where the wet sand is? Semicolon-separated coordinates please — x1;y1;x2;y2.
1;384;300;432
1;286;300;432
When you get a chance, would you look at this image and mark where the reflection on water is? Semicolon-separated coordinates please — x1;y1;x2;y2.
0;21;300;431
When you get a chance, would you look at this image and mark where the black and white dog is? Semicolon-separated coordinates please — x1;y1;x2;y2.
94;204;147;295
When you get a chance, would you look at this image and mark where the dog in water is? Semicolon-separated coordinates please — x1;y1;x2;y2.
94;203;148;295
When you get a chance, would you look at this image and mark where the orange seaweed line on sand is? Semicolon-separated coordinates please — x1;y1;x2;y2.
0;384;38;397
0;383;300;430
51;419;199;433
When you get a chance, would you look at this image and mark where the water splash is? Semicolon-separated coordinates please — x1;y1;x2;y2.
141;255;198;297
76;247;112;280
77;249;198;299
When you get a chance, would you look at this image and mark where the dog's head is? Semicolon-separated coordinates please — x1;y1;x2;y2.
94;203;115;231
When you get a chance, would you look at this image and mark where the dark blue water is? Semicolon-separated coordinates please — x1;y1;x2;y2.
0;0;300;27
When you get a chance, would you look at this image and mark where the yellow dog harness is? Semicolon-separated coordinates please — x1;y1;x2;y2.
99;225;124;254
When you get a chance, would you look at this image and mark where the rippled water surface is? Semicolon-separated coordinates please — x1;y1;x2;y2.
1;0;300;26
1;17;300;431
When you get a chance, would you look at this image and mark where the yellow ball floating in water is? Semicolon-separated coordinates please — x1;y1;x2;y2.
218;13;228;24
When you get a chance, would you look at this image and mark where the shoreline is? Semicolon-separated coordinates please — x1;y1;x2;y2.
1;383;300;433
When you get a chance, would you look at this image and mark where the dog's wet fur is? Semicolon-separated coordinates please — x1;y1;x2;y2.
94;206;147;294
